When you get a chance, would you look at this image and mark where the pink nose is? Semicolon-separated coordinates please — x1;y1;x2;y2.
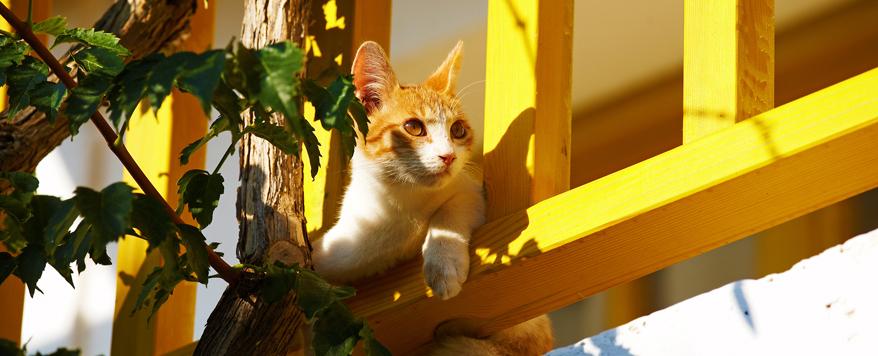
439;154;456;166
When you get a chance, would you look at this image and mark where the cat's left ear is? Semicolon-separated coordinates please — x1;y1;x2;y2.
423;40;463;94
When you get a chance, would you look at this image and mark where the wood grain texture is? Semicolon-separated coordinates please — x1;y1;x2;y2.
683;0;774;142
483;0;573;221
112;4;214;355
194;1;311;355
347;67;878;355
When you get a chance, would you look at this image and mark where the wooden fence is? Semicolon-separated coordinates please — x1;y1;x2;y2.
2;0;878;355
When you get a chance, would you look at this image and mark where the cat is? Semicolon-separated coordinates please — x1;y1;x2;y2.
311;41;554;356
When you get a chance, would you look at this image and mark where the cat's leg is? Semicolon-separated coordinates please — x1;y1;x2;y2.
422;184;485;300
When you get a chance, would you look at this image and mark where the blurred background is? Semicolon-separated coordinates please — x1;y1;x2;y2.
4;0;878;354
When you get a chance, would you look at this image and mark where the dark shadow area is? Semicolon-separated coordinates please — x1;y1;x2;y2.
476;107;534;270
733;281;755;331
586;329;636;356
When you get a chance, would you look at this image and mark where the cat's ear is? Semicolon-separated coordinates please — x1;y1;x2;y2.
423;40;463;94
352;41;399;114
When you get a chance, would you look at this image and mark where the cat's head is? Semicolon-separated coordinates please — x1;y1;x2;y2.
351;41;474;189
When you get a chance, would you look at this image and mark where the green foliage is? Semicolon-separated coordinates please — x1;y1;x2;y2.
175;170;224;229
74;183;134;257
0;337;82;356
4;56;48;120
246;262;390;356
27;81;67;125
65;69;115;135
31;16;68;37
0;13;389;355
52;28;132;57
70;47;125;76
0;196;31;223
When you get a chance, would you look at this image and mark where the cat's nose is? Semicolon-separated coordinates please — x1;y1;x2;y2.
439;154;456;166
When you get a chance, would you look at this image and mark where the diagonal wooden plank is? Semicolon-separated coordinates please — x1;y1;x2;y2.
348;66;878;355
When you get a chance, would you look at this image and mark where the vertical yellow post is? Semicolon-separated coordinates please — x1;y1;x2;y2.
303;0;392;238
483;0;573;221
0;0;50;346
111;3;214;356
683;0;775;142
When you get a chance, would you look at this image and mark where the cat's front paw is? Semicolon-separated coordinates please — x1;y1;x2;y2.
423;248;469;300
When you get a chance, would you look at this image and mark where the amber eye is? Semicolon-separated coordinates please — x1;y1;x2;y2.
403;119;426;136
450;121;466;139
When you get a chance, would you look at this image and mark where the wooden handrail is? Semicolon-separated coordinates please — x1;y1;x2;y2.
347;66;878;354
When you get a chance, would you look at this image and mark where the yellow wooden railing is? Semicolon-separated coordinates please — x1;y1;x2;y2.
2;0;877;355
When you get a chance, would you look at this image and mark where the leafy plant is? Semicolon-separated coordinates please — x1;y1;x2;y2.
0;6;385;356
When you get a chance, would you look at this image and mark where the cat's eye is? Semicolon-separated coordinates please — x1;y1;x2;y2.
403;119;426;136
450;121;466;139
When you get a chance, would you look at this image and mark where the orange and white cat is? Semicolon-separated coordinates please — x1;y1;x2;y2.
312;41;553;356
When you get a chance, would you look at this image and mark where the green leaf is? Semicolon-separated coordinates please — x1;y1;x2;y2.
0;338;23;356
261;261;298;304
300;118;322;179
5;56;48;119
0;196;31;223
70;223;91;273
301;76;356;135
177;170;223;229
71;47;126;76
130;194;178;250
132;267;161;315
2;215;25;254
210;80;243;133
144;52;193;113
237;41;305;137
0;41;30;85
349;98;370;143
0;252;16;286
0;172;39;193
176;49;226;116
296;266;356;321
177;224;209;284
311;300;360;356
28;81;67;126
65;69;116;136
74;183;134;258
180;115;231;165
242;122;298;155
43;199;79;254
31;16;68;37
105;53;164;128
359;320;393;356
35;347;82;356
17;244;48;297
50;233;77;287
22;195;62;245
52;28;131;57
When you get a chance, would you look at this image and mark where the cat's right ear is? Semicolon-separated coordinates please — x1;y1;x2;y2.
352;41;399;114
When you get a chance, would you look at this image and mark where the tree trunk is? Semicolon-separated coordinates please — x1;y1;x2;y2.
0;0;198;194
193;1;311;355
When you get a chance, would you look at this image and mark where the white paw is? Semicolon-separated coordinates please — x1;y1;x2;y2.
423;251;469;300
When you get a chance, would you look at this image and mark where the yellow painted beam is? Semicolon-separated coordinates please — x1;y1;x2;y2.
347;67;878;355
0;245;24;346
683;0;774;142
483;0;573;221
112;3;214;355
303;0;391;239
